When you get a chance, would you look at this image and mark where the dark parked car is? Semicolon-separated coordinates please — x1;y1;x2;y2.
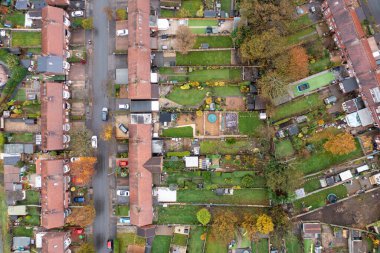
73;196;85;203
118;123;128;133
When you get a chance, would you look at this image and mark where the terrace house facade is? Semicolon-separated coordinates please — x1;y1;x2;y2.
323;0;380;127
40;82;71;151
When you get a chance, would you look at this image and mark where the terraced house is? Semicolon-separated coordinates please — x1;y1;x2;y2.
37;159;71;229
323;0;380;128
40;82;71;151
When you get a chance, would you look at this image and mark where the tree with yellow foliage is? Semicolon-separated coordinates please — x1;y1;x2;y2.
255;214;274;235
212;210;238;241
71;157;97;185
66;205;96;227
101;123;113;141
324;132;356;155
241;213;257;240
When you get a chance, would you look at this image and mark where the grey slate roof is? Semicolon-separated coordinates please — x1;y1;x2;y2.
37;56;64;74
4;144;34;154
3;156;21;165
341;77;359;93
15;0;29;10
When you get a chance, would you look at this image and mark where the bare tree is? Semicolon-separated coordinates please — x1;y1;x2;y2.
175;26;195;54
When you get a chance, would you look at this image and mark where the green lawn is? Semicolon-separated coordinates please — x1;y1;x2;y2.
191;27;210;34
252;238;268;253
188;19;218;26
152;236;171;253
160;9;175;18
11;31;41;47
176;51;231;66
0;184;11;253
23;215;40;226
182;0;203;17
160;68;242;83
5;12;25;27
177;189;269;205
116;233;145;253
12;227;33;237
14;89;26;101
162;126;194;138
213;86;242;97
287;14;313;32
156;205;200;224
287;27;317;45
292;71;335;97
275;139;295;158
238;112;264;135
18;190;40;205
115;205;129;216
172;233;188;246
271;93;323;121
220;0;231;13
309;57;332;74
303;239;313;253
189;68;241;82
194;36;233;48
293;140;362;175
200;139;254;155
188;226;206;253
293;184;348;212
166;86;209;106
7;133;34;143
286;234;302;253
205;231;227;253
303;178;321;193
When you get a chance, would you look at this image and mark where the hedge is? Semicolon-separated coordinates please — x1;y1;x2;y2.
167;151;191;157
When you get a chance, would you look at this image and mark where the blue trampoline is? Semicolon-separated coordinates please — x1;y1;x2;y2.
208;113;217;123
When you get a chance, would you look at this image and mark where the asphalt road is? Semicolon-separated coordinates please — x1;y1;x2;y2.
86;0;112;251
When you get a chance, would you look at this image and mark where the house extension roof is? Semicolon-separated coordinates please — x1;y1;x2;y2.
42;6;67;57
42;232;68;253
41;82;65;151
37;55;65;74
45;0;69;6
303;223;321;234
40;159;67;229
128;0;152;99
4;165;20;191
128;124;153;227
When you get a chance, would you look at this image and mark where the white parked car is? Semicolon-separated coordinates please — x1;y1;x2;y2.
91;136;97;148
116;190;130;196
118;104;129;110
116;29;128;36
71;11;84;17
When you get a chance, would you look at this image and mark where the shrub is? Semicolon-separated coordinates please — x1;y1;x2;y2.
116;8;127;20
241;175;255;188
197;208;211;225
201;171;212;182
226;138;237;145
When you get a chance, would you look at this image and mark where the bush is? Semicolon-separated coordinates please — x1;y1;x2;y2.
116;8;127;20
201;171;212;182
226;138;237;145
241;175;255;188
167;151;191;157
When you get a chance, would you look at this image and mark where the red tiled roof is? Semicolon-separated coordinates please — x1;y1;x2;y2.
46;0;69;6
325;0;380;126
42;232;68;253
41;6;68;57
41;82;66;151
127;0;152;100
40;159;68;229
128;124;153;227
4;165;20;191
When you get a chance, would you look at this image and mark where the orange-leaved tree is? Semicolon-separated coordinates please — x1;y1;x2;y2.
324;132;356;155
288;46;309;81
66;205;96;227
70;157;97;185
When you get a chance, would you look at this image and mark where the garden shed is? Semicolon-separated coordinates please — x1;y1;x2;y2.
339;170;353;181
184;156;198;168
8;205;27;216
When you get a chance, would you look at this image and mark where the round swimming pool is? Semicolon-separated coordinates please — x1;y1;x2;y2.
208;113;217;123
